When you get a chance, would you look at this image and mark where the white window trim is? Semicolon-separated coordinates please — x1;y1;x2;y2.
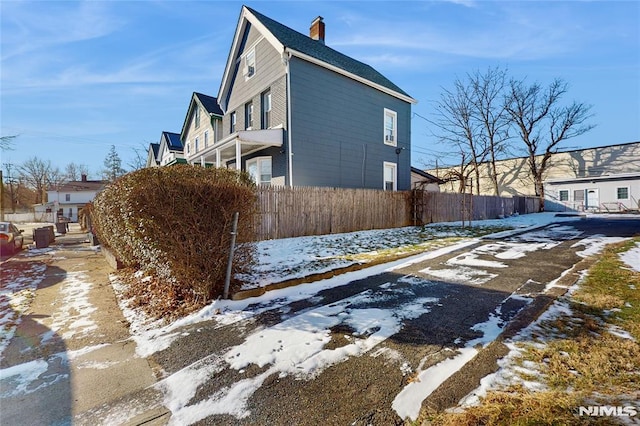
558;189;570;202
616;186;630;200
384;108;397;147
262;90;272;129
230;112;237;133
247;156;272;186
243;49;256;80
383;161;397;191
245;102;254;130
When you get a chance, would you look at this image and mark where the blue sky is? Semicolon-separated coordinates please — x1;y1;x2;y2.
1;0;639;178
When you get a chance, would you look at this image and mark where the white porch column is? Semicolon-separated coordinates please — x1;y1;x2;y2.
216;149;221;167
235;139;242;170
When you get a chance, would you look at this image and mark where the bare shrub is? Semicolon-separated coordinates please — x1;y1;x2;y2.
91;165;257;302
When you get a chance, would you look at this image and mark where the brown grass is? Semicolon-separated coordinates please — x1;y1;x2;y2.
428;237;640;426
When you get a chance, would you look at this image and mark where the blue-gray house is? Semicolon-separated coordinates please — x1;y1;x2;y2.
189;6;416;190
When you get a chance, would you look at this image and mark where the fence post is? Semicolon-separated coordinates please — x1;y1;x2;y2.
223;212;239;300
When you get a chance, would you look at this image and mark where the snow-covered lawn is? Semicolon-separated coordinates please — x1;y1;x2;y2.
239;212;578;289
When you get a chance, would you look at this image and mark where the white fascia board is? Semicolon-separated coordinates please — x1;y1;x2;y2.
285;48;417;105
218;6;284;111
179;93;197;141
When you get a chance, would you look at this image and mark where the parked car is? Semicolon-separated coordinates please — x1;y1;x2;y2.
0;222;24;254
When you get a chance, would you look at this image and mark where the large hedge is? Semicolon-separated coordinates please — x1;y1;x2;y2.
91;165;257;301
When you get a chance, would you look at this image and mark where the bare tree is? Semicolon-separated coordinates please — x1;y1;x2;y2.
65;162;90;181
505;78;595;211
0;135;17;151
432;78;486;194
128;143;148;171
469;67;510;196
19;157;52;204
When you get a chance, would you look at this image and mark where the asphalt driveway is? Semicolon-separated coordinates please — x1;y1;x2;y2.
2;216;639;425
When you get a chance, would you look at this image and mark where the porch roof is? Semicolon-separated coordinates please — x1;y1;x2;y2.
192;128;284;166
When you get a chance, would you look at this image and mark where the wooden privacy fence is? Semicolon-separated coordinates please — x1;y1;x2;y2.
414;191;539;225
256;186;411;240
254;186;541;241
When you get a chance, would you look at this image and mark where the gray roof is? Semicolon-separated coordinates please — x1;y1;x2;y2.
162;131;183;151
194;92;223;116
150;142;160;158
246;6;412;99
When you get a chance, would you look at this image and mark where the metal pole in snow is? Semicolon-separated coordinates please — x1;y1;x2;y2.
223;211;239;299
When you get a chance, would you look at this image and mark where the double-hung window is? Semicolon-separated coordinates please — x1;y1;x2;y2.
383;161;397;191
247;157;272;185
262;90;271;129
245;101;253;130
204;130;209;148
194;106;200;128
559;189;569;202
384;108;397;146
195;137;199;153
230;112;237;133
65;194;71;202
243;49;256;79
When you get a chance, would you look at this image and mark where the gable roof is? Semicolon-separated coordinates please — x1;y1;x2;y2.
162;131;183;151
195;92;223;116
48;180;108;192
150;142;160;158
219;6;416;109
180;92;223;140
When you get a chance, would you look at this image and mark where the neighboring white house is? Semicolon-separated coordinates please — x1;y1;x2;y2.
44;175;108;222
545;172;640;212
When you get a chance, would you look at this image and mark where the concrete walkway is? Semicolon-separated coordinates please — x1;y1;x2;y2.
0;224;169;425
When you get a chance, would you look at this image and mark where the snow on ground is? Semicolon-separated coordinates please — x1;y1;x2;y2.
620;242;640;272
0;262;47;355
456;234;637;413
2;212;635;424
0;249;99;403
238;212;577;289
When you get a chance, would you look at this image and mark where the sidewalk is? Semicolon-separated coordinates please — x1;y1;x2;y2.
0;225;169;425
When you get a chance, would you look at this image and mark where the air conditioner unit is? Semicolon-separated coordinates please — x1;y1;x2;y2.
243;65;255;77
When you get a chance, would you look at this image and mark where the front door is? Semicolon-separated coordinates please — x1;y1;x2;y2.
586;188;599;210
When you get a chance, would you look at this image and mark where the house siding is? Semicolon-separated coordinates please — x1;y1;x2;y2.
184;103;219;162
434;141;640;196
223;24;287;134
545;176;640;211
288;57;411;190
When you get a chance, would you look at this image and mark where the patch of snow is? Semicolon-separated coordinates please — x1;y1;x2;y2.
0;262;47;356
619;242;640;272
420;266;497;286
392;293;519;421
572;235;628;258
39;271;98;341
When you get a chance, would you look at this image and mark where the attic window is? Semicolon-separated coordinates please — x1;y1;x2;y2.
195;106;200;128
243;50;256;79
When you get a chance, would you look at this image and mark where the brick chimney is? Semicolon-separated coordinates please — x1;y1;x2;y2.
310;16;325;44
81;174;87;182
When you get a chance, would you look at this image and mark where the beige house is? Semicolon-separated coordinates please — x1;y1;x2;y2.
431;141;640;194
181;92;224;166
